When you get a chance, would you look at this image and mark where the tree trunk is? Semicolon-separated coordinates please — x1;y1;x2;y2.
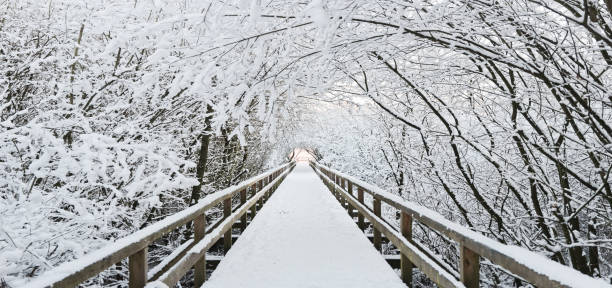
189;105;214;206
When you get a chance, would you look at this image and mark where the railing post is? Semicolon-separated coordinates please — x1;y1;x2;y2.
272;172;280;192
240;189;247;231
223;197;232;253
129;247;147;288
262;178;267;202
250;184;257;218
194;214;207;286
258;179;264;209
340;178;347;209
347;181;354;218
460;244;480;288
335;175;341;201
357;187;365;230
400;211;413;287
373;198;382;251
338;177;343;201
332;174;337;197
267;174;273;198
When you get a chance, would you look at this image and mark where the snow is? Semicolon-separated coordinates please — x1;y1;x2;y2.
203;163;406;288
24;163;292;288
316;165;464;288
314;163;612;288
2;0;610;285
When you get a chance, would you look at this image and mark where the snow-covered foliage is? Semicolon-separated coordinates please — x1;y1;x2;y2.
1;1;285;285
275;0;612;285
1;0;611;286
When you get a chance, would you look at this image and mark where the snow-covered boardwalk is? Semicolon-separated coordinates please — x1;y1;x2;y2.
204;163;406;288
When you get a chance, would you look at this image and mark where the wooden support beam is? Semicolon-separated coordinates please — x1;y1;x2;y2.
373;198;382;251
347;181;355;218
332;175;336;195
194;214;207;287
357;187;365;230
340;178;348;209
205;254;404;270
250;185;257;218
336;176;342;201
261;178;266;202
311;162;610;288
223;198;232;253
400;211;413;287
258;179;264;208
240;189;247;231
23;163;293;288
129;247;147;288
322;170;461;288
460;244;480;288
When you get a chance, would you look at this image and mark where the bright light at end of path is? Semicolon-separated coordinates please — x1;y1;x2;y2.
291;148;315;162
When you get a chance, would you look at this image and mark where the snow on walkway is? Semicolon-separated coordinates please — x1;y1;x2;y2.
203;162;406;288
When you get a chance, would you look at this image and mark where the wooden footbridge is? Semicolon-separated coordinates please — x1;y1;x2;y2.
26;163;610;288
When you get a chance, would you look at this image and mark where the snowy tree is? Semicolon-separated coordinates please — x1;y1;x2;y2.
1;0;611;286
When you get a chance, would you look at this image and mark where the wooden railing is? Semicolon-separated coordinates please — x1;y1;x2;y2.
27;162;295;288
311;161;609;288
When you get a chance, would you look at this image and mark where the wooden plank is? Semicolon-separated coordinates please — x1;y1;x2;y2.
204;254;402;269
223;198;232;253
401;211;414;287
373;198;382;251
460;245;480;288
129;247;147;288
194;214;207;287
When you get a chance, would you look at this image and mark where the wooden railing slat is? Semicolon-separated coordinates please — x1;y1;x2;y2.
223;198;233;253
357;187;365;230
26;162;293;288
194;214;207;287
460;245;480;288
129;247;147;288
250;184;257;218
347;181;356;218
154;165;294;287
401;211;414;287
240;189;247;231
373;198;382;251
311;162;610;288
314;168;463;288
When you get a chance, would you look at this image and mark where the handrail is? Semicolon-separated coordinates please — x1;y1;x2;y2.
311;161;611;288
26;161;295;288
147;164;295;287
